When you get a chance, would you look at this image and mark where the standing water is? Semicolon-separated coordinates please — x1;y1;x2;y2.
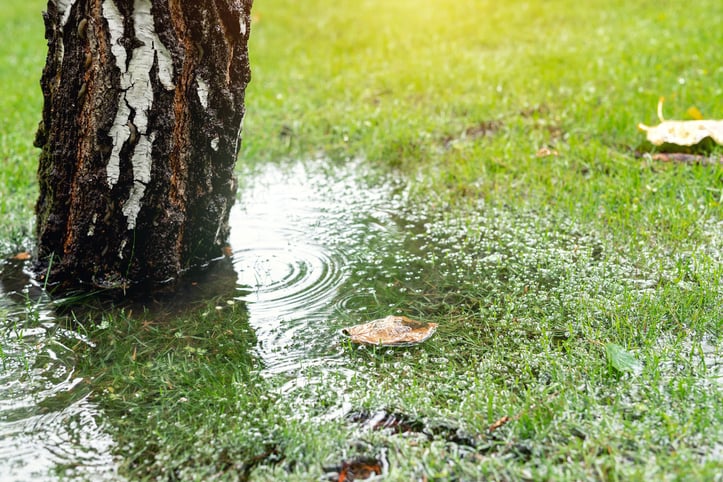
229;160;410;375
0;158;412;478
0;262;118;480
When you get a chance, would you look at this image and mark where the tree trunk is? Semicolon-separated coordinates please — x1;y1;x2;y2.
34;0;252;293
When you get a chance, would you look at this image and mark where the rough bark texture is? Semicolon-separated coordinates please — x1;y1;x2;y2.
34;0;252;292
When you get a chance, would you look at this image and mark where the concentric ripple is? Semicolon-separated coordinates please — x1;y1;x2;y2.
233;245;346;316
227;160;404;373
228;164;350;372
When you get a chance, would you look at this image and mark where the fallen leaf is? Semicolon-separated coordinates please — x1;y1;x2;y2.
638;98;723;146
605;343;643;375
12;252;31;261
686;106;704;120
639;120;723;146
332;456;383;482
342;315;438;346
535;146;559;157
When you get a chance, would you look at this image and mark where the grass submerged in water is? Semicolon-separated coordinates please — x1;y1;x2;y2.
1;0;722;480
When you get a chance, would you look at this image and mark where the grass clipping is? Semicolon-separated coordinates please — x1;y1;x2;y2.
342;315;438;346
638;98;723;146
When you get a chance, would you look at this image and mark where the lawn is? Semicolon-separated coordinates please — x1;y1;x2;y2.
1;0;722;480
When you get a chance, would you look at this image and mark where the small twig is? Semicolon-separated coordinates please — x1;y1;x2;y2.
650;153;723;165
488;415;510;432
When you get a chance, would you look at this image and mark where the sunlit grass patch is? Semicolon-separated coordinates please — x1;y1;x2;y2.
244;0;723;163
0;0;721;479
0;1;44;254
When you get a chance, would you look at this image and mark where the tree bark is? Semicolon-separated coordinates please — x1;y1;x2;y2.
34;0;252;293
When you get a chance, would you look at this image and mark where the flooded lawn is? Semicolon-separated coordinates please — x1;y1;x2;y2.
1;158;721;480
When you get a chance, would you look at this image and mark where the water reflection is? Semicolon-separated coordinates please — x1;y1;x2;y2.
0;159;397;479
228;160;404;374
0;261;119;481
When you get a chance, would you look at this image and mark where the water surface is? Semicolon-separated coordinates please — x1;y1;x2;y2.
229;160;409;374
0;262;118;481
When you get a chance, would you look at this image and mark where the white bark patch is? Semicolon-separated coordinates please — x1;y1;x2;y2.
54;0;77;67
104;0;128;187
197;76;209;109
103;0;127;71
153;34;175;91
56;0;77;28
133;0;175;92
106;101;130;187
87;213;98;237
122;132;155;229
211;136;220;151
103;0;177;229
239;15;247;37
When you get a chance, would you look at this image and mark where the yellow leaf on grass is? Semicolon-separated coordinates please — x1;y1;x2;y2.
638;98;723;146
342;315;438;346
686;106;704;120
639;120;723;146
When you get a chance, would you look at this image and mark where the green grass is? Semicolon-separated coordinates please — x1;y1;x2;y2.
1;0;722;480
0;2;44;252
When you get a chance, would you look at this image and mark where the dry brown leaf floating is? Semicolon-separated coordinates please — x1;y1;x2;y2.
342;315;438;346
638;98;723;146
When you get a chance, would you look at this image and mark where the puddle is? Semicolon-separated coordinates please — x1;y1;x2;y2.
228;160;410;374
0;262;119;481
0;159;406;479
